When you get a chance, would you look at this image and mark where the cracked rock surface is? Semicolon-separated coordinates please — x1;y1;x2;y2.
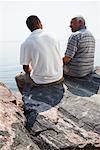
0;67;100;150
0;82;40;150
22;69;100;150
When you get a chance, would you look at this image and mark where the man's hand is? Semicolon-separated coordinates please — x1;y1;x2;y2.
23;65;32;74
63;56;71;65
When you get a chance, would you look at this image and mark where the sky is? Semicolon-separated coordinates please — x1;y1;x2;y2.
0;0;100;66
0;0;100;42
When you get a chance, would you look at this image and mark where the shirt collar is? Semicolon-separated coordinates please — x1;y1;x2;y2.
30;29;43;36
78;26;86;31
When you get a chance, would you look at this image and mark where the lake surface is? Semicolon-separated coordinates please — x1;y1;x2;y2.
0;40;100;92
0;42;22;91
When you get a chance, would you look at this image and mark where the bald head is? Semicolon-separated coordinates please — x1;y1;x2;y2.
73;17;85;25
70;16;86;32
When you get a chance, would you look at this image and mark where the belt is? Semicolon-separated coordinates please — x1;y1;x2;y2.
34;77;64;87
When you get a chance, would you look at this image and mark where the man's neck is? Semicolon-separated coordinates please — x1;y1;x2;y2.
78;26;86;31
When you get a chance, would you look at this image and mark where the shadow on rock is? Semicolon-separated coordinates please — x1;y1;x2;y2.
64;72;100;97
22;83;64;130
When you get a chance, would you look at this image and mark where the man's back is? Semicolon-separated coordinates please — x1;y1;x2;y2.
20;29;63;83
63;17;95;77
66;29;95;77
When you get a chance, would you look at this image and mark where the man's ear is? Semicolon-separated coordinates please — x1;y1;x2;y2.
37;21;43;29
40;23;43;29
79;20;83;26
39;22;43;29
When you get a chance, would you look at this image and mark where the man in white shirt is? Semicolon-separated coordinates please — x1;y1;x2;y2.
15;15;63;94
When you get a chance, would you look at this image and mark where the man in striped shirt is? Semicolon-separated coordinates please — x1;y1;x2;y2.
63;16;95;77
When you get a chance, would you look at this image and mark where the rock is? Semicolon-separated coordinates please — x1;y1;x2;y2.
95;66;100;76
63;73;100;97
0;82;40;150
23;91;100;149
0;82;16;104
1;68;100;150
14;92;24;110
22;70;100;150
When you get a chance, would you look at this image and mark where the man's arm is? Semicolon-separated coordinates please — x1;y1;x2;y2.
63;56;71;65
63;34;78;65
23;65;32;74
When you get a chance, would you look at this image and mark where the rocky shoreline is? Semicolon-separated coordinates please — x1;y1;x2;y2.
0;67;100;150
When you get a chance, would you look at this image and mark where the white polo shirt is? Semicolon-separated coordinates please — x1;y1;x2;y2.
20;29;63;84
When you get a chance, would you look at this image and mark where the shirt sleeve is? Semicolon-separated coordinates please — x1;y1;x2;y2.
65;34;78;58
20;42;32;65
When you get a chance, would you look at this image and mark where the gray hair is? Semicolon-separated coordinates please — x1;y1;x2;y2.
72;16;85;25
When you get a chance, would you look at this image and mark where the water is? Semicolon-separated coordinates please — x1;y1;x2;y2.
0;65;21;91
0;42;22;91
0;40;100;92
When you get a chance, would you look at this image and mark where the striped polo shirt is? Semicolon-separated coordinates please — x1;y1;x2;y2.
64;28;95;77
